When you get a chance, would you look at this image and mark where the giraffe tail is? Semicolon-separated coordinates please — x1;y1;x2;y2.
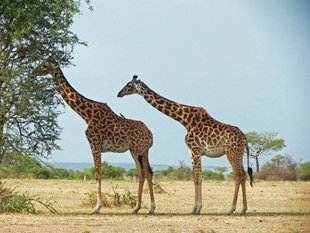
246;144;254;187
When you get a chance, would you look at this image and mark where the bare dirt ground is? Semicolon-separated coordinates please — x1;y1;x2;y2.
0;179;309;233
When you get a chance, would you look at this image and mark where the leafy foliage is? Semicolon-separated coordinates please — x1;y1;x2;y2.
154;166;175;179
245;131;286;172
167;167;193;180
0;0;89;164
297;162;310;181
202;170;224;180
0;152;52;178
85;161;126;180
126;168;138;177
0;181;57;213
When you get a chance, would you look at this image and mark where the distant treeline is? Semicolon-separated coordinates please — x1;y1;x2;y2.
0;153;309;181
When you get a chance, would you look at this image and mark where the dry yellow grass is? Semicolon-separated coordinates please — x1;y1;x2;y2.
0;179;309;233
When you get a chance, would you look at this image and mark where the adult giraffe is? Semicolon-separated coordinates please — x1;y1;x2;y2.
117;75;253;215
31;64;155;214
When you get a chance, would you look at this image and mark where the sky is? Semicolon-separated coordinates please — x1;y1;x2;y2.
50;0;310;168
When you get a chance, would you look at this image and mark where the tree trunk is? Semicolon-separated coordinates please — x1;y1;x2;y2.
255;156;260;173
0;121;3;164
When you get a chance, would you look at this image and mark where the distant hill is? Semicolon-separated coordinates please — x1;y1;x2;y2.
52;162;218;171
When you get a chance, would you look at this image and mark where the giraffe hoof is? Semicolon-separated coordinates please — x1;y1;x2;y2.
148;210;155;215
240;211;247;216
190;211;201;215
131;208;140;214
91;209;100;215
227;208;236;216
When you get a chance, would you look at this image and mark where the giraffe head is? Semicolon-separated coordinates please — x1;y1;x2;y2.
30;61;58;77
117;75;143;97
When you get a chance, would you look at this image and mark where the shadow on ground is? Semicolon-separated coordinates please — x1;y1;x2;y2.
56;211;310;217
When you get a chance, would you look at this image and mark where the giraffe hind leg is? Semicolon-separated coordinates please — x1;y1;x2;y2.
141;152;156;214
190;149;202;215
90;148;102;214
131;154;145;214
226;150;247;216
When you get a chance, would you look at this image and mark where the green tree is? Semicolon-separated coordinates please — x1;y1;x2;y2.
167;161;193;180
201;170;224;180
0;152;40;178
245;131;286;172
214;166;228;174
0;152;54;179
126;168;138;178
54;168;70;179
0;0;90;164
297;162;310;181
86;162;126;180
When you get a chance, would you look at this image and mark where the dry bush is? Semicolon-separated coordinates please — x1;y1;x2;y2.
81;190;137;208
143;183;166;194
258;155;297;181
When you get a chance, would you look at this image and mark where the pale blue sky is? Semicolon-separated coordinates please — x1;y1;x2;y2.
50;0;310;168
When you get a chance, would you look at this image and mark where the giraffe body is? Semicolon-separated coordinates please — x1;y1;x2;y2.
118;76;253;215
33;64;156;214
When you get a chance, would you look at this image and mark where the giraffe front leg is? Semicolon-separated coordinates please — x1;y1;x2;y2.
190;152;202;215
91;149;102;214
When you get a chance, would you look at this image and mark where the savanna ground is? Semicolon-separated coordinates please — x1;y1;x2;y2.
0;179;309;233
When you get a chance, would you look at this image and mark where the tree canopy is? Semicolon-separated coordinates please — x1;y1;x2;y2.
245;131;286;172
0;0;89;163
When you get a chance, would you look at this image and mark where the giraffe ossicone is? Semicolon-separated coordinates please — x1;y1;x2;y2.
32;63;156;215
118;75;253;216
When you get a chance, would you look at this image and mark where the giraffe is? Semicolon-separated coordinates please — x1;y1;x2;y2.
117;75;253;216
31;63;156;214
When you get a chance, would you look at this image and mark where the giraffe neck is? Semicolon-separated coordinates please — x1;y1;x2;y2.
138;82;208;130
48;66;97;122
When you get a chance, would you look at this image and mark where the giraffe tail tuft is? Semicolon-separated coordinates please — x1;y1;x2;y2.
246;143;254;187
138;155;144;170
248;167;254;187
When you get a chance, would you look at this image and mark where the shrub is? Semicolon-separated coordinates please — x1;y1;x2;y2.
154;166;175;179
0;153;42;178
258;155;297;181
82;190;137;208
102;165;126;179
297;162;310;181
168;167;193;180
85;162;126;180
202;170;224;180
28;167;52;179
126;168;138;177
0;181;57;213
54;168;70;179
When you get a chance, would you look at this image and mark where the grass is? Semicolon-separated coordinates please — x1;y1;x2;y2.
0;179;309;232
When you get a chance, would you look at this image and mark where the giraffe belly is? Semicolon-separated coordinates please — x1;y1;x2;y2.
203;145;225;158
101;140;129;153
